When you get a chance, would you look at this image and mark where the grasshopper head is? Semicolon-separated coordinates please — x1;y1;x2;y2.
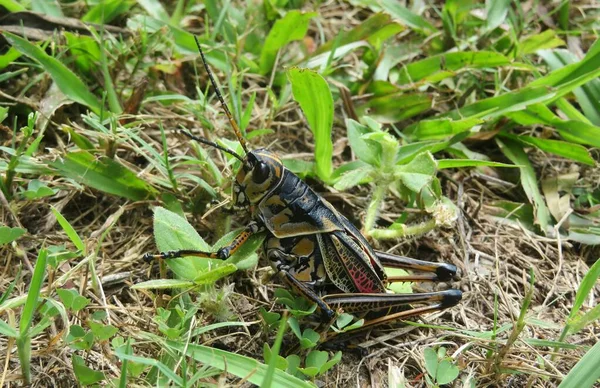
233;149;283;207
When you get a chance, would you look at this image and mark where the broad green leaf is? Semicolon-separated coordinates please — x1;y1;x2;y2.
0;226;26;245
82;0;133;23
192;264;238;284
437;159;518;169
88;321;118;341
169;341;313;388
405;46;600;133
385;267;412;294
519;30;565;55
0;0;25;11
305;350;328;370
287;68;333;182
539;48;600;126
410;117;483;140
32;0;63;17
312;13;403;56
346;119;382;166
23;179;57;200
423;347;438;379
299;329;319;349
259;11;316;74
436;360;459;385
51;151;155;201
56;289;90;312
152;207;217;280
333;167;373;190
529;40;600;90
137;0;169;21
507;104;600;148
486;0;510;31
500;133;594;165
356;93;431;123
297;366;319;377
558;340;600;388
379;0;435;35
72;355;105;386
212;230;264;270
320;351;342;374
51;206;85;252
3;32;102;114
397;52;509;86
496;138;550;233
394;152;437;193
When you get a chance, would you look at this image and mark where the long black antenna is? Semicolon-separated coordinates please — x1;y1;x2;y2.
194;35;249;154
180;130;244;163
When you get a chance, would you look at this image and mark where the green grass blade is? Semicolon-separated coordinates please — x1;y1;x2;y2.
50;151;156;201
496;138;550;233
538;47;600;125
0;319;18;338
437;159;518;169
50;206;85;252
569;259;600;321
263;313;288;388
20;249;47;334
17;249;47;384
287;68;333;182
167;341;313;388
114;349;183;386
2;32;102;114
131;279;196;290
558;340;600;388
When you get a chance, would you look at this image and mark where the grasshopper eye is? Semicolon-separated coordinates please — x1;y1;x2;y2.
252;162;270;184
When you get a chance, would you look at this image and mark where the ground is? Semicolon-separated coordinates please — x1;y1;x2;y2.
1;1;600;387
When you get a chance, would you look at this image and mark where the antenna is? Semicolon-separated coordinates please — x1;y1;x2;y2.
194;35;249;154
180;130;244;163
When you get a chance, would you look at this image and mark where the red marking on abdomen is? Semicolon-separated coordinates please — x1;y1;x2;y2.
349;268;377;293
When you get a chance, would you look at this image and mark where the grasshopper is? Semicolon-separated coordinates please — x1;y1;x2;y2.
143;37;462;337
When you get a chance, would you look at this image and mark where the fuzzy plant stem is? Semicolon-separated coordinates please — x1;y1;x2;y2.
369;217;438;240
363;181;388;234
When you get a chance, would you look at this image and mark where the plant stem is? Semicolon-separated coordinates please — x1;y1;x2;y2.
368;218;437;240
363;181;388;233
492;268;535;375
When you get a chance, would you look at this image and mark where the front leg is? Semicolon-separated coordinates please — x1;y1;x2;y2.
142;222;263;262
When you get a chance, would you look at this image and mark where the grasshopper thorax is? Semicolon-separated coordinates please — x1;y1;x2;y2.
233;149;284;207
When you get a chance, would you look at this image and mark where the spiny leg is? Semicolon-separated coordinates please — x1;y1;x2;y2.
142;222;262;262
321;289;462;342
322;289;462;316
375;251;458;282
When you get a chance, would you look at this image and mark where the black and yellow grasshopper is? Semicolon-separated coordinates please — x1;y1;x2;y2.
143;37;462;335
